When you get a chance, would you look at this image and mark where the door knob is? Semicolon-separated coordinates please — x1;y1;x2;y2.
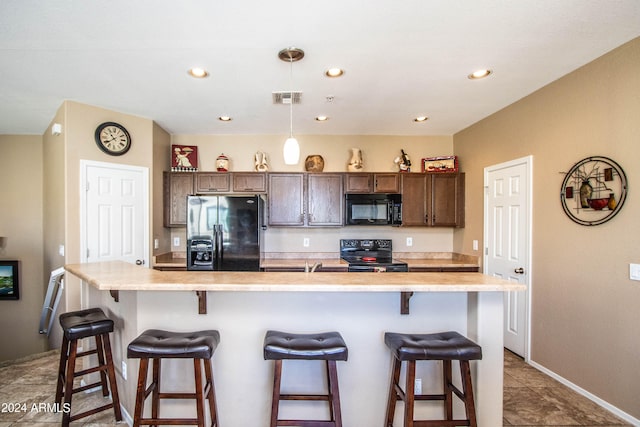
514;267;524;274
136;259;144;266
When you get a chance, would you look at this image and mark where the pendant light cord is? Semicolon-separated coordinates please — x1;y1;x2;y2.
289;58;294;138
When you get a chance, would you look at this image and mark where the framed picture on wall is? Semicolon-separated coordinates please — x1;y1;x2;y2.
171;145;199;171
0;260;20;300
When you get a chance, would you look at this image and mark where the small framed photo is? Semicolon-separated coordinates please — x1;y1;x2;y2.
0;260;20;300
171;145;198;171
421;155;459;173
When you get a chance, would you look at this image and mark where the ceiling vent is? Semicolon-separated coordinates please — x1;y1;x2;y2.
272;91;302;105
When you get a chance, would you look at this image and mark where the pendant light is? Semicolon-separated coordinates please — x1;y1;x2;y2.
279;47;304;165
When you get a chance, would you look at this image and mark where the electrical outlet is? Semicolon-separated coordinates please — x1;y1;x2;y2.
154;238;159;250
173;237;180;247
414;378;422;394
630;263;640;281
303;237;310;247
121;360;127;380
473;240;478;251
406;237;413;247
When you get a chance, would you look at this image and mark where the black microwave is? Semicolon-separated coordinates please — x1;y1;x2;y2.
345;193;402;226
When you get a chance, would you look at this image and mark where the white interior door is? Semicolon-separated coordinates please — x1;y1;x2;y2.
484;156;531;358
81;161;149;266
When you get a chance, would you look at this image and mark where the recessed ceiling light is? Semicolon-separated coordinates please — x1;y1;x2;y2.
218;116;232;122
414;116;429;122
325;68;345;78
315;115;329;121
468;69;492;79
188;67;209;78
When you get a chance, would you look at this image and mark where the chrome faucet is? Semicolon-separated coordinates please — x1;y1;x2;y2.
304;261;323;273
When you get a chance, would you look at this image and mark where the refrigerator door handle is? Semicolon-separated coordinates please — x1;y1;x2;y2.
217;224;224;268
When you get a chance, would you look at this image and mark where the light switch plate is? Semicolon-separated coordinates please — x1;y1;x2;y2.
630;263;640;281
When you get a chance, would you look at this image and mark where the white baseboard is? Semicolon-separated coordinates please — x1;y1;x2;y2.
119;403;133;426
528;359;640;427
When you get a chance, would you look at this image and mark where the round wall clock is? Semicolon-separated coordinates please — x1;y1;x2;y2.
560;156;627;226
94;122;131;156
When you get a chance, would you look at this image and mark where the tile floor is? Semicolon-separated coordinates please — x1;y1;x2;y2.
0;349;632;426
503;350;630;426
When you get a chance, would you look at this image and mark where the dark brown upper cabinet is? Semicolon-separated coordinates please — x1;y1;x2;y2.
401;173;465;227
344;173;399;193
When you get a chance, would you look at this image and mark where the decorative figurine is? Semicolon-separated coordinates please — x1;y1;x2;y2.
394;149;411;172
254;152;269;172
216;153;229;172
347;148;363;172
305;155;325;172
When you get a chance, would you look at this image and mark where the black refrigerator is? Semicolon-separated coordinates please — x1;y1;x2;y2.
186;195;264;271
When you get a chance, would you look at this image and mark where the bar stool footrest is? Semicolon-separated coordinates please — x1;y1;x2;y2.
69;403;116;422
413;421;471;427
280;393;332;401
277;421;337;427
137;418;200;425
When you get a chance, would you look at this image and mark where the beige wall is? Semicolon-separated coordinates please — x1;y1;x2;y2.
152;122;172;256
0;135;47;360
42;104;68;349
453;37;640;419
59;101;157;313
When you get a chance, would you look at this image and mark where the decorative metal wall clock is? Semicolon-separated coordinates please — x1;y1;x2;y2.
560;156;627;226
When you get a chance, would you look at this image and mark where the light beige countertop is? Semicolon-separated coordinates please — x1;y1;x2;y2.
65;260;523;293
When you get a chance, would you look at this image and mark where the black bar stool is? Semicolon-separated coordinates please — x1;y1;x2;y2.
55;307;122;427
384;331;482;427
263;330;348;427
127;329;220;427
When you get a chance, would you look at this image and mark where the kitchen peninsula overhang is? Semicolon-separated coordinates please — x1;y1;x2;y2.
65;261;525;314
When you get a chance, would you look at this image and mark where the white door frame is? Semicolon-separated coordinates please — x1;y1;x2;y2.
79;159;150;265
483;155;533;361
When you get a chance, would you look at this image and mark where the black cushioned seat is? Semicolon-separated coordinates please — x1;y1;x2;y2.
384;331;482;361
264;330;348;427
127;329;220;427
56;308;121;427
59;307;114;340
264;330;348;361
384;331;482;427
127;329;220;359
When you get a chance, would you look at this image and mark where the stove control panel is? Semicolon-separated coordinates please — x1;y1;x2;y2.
340;239;392;250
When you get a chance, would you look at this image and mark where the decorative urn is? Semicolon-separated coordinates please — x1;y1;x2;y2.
216;153;229;172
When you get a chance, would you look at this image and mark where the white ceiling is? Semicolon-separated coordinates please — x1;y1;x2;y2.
1;0;639;136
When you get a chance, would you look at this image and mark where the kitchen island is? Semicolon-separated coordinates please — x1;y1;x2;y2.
65;261;524;427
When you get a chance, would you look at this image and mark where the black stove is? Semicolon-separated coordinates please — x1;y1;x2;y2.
340;239;408;272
